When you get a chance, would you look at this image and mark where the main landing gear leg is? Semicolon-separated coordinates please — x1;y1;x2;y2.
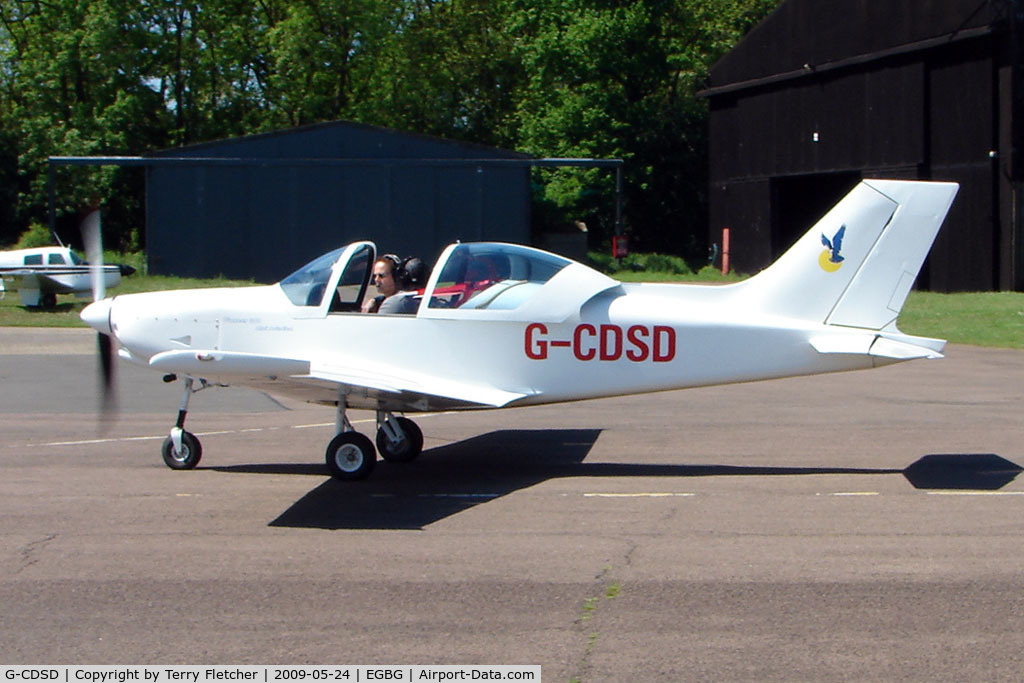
161;376;203;470
325;394;376;480
375;411;424;463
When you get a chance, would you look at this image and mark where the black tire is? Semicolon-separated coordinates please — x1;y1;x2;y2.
326;431;376;480
41;293;57;308
161;430;202;469
376;417;424;463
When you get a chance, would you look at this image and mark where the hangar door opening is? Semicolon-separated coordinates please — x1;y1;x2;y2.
770;172;861;257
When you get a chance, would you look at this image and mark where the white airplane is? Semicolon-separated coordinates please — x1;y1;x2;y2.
80;179;958;481
0;215;134;307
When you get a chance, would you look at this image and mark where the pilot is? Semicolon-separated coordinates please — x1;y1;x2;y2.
362;254;401;313
378;257;429;314
363;254;429;314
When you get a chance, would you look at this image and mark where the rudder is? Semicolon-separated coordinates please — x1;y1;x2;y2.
825;179;958;331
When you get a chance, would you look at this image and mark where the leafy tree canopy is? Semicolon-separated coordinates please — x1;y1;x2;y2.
0;0;778;258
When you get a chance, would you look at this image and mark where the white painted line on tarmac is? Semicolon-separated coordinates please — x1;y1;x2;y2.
824;492;880;496
583;492;696;498
27;411;459;448
37;434;164;447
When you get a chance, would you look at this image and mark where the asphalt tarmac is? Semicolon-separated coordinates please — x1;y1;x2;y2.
2;328;1024;680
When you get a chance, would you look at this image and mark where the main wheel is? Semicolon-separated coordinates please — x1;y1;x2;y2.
161;430;202;469
326;432;376;480
376;417;424;463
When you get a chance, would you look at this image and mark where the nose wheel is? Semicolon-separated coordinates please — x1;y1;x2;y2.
162;428;202;469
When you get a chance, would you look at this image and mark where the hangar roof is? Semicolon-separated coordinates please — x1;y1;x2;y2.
701;0;1003;97
147;119;531;161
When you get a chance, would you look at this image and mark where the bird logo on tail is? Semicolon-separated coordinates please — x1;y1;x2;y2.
819;225;846;273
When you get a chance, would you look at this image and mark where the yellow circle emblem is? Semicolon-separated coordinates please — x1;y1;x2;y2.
819;249;842;273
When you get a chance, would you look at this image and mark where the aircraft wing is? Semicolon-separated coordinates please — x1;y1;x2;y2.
147;349;531;411
149;349;313;376
0;270;73;294
306;359;531;409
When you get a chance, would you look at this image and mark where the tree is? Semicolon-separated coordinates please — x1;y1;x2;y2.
0;0;169;246
507;0;779;258
352;0;522;147
260;0;401;127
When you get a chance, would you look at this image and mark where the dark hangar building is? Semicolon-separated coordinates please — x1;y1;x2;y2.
701;0;1023;291
145;121;531;282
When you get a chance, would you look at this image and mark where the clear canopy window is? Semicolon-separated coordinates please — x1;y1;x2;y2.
279;247;345;307
427;243;570;311
331;243;372;311
279;244;374;309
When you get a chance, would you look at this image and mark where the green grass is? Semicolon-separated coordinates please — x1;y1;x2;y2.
897;291;1024;349
3;263;1024;350
614;264;747;283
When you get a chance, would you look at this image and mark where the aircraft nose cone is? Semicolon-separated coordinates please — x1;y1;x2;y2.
81;298;113;335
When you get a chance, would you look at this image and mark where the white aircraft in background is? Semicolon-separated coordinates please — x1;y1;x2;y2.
0;214;134;307
80;179;958;481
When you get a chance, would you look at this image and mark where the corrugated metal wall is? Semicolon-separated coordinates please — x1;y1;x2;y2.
145;122;530;282
704;0;1013;292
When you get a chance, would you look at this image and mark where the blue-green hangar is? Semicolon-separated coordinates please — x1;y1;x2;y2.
144;121;533;282
701;0;1023;291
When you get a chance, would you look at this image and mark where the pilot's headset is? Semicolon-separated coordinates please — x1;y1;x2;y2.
398;257;429;291
379;253;402;272
378;253;402;285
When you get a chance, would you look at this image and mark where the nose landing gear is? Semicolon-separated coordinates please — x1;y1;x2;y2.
160;376;209;470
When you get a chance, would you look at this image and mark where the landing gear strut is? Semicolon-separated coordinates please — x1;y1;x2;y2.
324;398;424;480
375;411;423;463
161;376;204;470
325;396;375;480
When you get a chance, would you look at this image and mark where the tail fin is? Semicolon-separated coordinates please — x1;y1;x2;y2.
737;179;958;330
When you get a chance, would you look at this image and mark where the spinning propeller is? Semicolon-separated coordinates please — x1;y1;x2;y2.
80;210;117;415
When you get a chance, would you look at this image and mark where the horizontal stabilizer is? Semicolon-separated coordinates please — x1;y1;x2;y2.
869;335;945;361
809;333;875;356
810;332;945;361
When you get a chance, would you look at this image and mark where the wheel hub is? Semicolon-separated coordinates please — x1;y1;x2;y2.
335;444;364;472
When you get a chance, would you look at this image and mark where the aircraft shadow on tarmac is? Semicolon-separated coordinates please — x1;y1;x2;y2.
211;430;1024;530
902;453;1022;491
